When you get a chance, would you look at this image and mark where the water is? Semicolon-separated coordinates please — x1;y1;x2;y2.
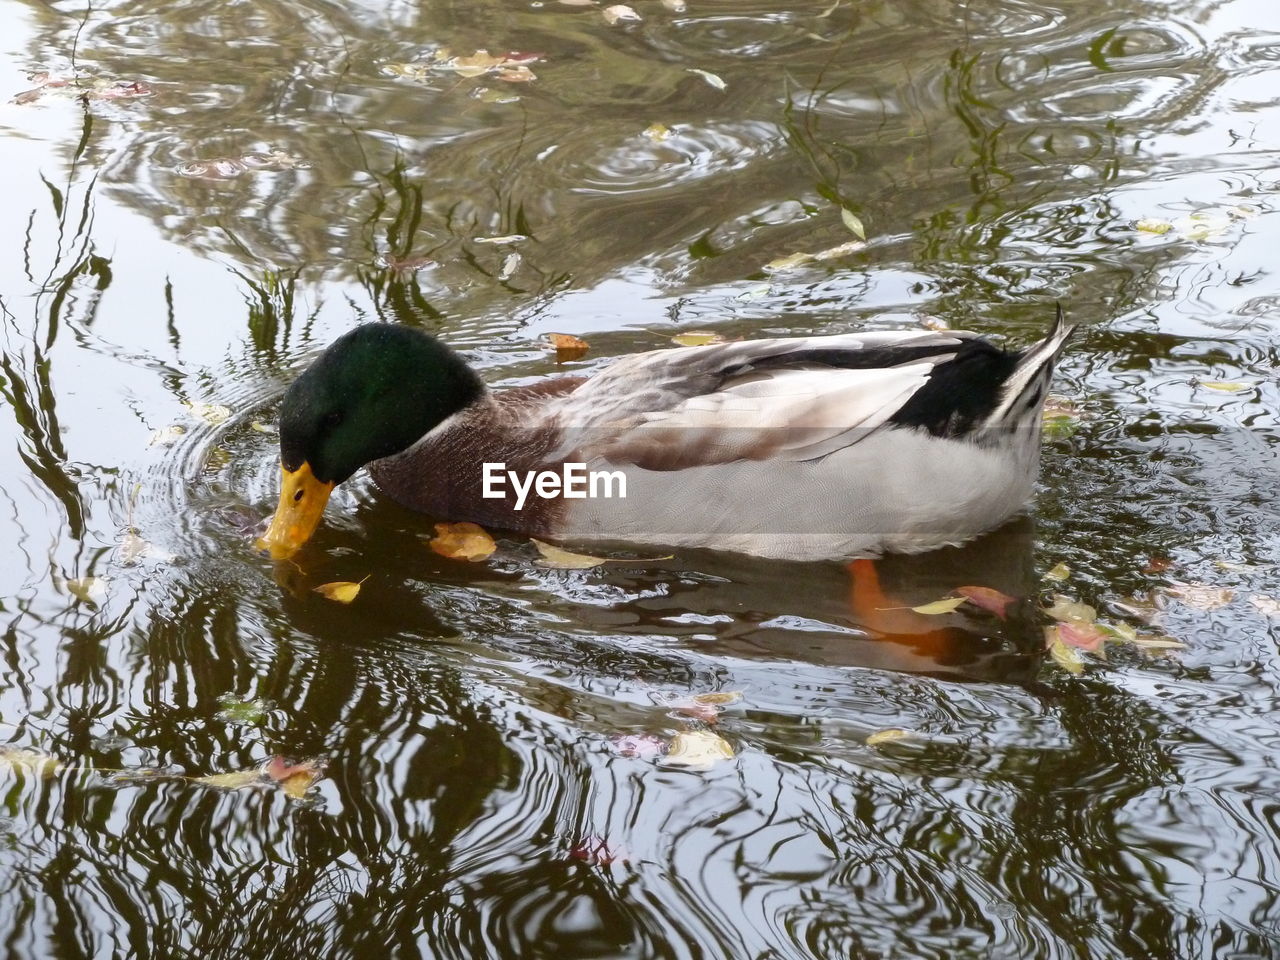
1;0;1279;956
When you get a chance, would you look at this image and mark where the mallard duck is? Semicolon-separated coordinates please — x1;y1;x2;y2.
259;309;1073;562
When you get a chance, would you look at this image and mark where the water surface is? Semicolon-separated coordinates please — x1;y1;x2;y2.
1;0;1279;956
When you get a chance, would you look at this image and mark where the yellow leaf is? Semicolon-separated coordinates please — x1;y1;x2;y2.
1043;561;1071;582
263;756;325;799
1135;218;1172;234
0;747;61;778
547;333;589;359
194;769;260;790
764;251;814;272
643;122;671;141
909;596;968;615
661;730;734;769
840;208;866;240
685;67;726;90
313;576;368;603
448;49;506;77
1200;381;1250;393
866;728;914;747
531;539;671;569
250;420;277;434
1043;595;1097;623
1047;635;1085;674
429;522;497;562
531;538;607;569
672;331;724;347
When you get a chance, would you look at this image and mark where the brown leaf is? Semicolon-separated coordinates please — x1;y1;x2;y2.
955;585;1016;619
547;333;589;360
263;756;324;799
428;521;497;562
1052;620;1106;653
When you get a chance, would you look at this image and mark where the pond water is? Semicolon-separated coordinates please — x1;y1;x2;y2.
1;0;1279;956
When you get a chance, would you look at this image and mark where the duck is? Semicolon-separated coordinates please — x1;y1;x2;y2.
258;308;1074;562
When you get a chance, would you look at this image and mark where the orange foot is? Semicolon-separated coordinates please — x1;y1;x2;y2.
847;558;960;661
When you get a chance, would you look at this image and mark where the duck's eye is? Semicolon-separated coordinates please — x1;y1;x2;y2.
323;411;344;430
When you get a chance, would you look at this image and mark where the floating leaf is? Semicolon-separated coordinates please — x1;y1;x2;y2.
1043;595;1097;623
866;728;914;747
1052;620;1106;653
65;576;107;606
692;691;742;706
671;330;724;347
1163;582;1233;611
177;151;309;181
661;730;734;769
148;424;187;447
736;283;772;301
1200;380;1250;393
185;401;231;425
1099;620;1138;643
263;756;324;799
1135;218;1173;235
608;733;667;758
531;539;608;569
643;122;671;141
474;234;527;245
118;532;150;566
840;208;866;240
429;521;497;562
0;747;61;778
918;315;949;331
313;576;368;603
1045;630;1085;674
661;0;687;9
908;596;968;615
194;769;261;790
216;695;272;725
531;539;671;570
547;333;589;360
955;585;1016;619
449;50;509;77
603;4;642;23
1044;562;1071;582
250;420;277;434
659;690;742;723
686;68;726;91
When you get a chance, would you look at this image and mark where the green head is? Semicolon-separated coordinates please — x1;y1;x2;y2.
279;323;484;484
258;324;483;558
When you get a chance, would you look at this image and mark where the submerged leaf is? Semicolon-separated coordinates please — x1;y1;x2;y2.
686;68;727;91
429;522;497;562
1163;582;1234;611
216;695;272;725
313;577;368;603
866;728;914;747
955;585;1016;619
148;424;187;447
661;730;734;769
603;4;642;23
0;747;61;778
811;239;866;261
547;333;589;359
498;252;522;281
909;596;968;615
608;733;667;758
764;251;814;272
840;208;866;240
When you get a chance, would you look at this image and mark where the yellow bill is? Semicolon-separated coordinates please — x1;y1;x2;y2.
256;462;335;559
